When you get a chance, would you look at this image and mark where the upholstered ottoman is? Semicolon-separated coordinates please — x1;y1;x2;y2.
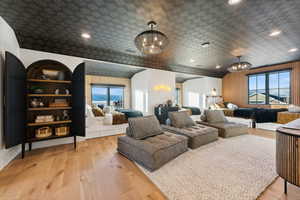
198;121;248;138
118;132;188;171
162;124;218;149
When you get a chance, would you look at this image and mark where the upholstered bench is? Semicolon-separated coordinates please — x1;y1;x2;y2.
197;121;248;138
118;132;188;171
117;115;188;171
162;124;218;149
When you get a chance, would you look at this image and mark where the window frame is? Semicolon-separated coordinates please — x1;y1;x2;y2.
175;87;181;105
91;84;125;108
247;69;291;105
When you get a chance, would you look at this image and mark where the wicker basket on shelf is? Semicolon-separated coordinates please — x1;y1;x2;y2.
55;126;70;136
35;127;52;138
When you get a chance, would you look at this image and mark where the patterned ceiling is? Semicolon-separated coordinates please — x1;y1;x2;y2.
1;0;300;77
85;60;144;78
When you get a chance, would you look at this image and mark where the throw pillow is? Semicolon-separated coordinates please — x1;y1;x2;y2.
215;102;226;108
227;103;238;110
204;110;228;123
128;115;163;139
288;104;300;113
92;107;105;117
168;111;196;128
200;114;207;122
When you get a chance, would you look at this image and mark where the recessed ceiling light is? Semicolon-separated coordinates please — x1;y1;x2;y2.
228;0;242;5
190;59;195;63
216;65;221;69
201;42;210;48
288;48;298;53
269;30;282;37
81;33;91;39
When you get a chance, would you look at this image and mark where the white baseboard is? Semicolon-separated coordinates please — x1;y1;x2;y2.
0;145;21;170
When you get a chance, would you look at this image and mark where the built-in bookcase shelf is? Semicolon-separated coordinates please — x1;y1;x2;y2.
27;120;72;127
27;79;71;84
28;94;71;97
4;52;85;159
28;107;72;111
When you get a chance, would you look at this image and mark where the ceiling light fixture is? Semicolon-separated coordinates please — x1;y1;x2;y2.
288;48;298;53
228;56;252;72
269;30;282;37
201;42;210;48
190;59;195;63
216;65;221;69
135;21;168;55
81;33;91;39
228;0;242;5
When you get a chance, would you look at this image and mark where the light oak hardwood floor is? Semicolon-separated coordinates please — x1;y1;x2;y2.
0;128;299;200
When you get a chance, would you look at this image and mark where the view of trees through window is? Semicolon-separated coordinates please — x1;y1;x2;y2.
92;85;124;109
248;70;290;104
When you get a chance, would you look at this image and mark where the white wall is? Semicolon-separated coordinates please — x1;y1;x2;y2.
0;17;21;170
183;77;222;110
131;69;176;115
20;49;85;70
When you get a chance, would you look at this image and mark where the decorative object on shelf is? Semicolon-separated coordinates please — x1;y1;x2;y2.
54;88;70;95
135;21;168;55
55;126;70;136
39;101;44;107
55;88;60;95
228;56;252;72
42;69;60;80
35;115;54;123
31;98;39;108
62;110;70;120
57;71;65;80
56;116;61;121
30;86;44;94
49;99;69;107
35;126;52;138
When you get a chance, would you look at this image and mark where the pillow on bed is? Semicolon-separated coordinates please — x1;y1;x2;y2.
288;104;300;113
128;115;163;139
168;111;196;128
227;103;238;110
92;106;105;117
215;102;226;109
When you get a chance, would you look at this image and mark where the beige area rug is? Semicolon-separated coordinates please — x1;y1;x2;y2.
138;135;277;200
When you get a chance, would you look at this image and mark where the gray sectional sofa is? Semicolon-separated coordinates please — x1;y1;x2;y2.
118;111;247;171
117;115;188;171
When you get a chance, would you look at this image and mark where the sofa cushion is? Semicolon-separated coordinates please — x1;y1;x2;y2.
118;132;188;171
169;111;196;128
205;110;228;123
128;115;163;139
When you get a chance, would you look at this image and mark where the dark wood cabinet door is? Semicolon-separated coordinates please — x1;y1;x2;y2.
4;52;26;148
72;63;86;136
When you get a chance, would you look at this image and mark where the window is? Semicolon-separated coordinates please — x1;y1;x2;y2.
248;70;291;105
92;85;125;109
175;88;181;105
